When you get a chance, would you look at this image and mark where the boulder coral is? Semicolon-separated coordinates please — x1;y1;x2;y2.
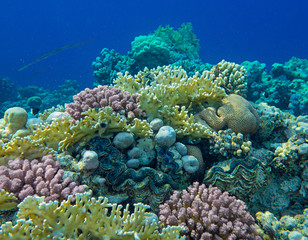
196;94;260;134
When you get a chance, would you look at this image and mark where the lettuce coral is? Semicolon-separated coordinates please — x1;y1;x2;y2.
0;192;185;239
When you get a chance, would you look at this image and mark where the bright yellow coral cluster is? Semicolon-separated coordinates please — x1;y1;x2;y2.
0;137;55;165
0;192;185;239
114;65;227;119
0;106;152;163
0;189;18;211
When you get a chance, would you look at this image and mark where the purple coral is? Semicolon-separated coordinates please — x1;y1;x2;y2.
0;155;85;202
159;182;261;240
65;85;146;120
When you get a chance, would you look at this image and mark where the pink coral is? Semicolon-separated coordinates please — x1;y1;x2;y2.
0;155;85;202
159;182;261;240
65;85;146;120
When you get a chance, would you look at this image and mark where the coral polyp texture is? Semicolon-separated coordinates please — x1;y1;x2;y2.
196;94;260;134
159;182;261;239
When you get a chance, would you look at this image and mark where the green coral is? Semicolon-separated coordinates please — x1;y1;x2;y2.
154;22;200;60
131;35;171;70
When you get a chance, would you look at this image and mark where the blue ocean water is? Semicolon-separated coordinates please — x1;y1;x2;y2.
0;0;307;90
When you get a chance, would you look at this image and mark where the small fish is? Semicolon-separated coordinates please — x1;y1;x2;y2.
18;39;94;71
30;67;48;77
31;107;40;115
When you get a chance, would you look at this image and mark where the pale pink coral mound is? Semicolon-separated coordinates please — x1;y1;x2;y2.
159;182;261;240
0;155;84;202
65;85;146;120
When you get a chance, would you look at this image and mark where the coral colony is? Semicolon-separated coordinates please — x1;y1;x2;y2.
0;23;308;239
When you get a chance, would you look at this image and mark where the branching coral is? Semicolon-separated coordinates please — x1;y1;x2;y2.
0;192;185;239
65;85;146;121
209;129;252;158
0;106;151;160
0;155;85;202
0;137;55;166
0;189;18;211
211;60;247;97
159;182;261;239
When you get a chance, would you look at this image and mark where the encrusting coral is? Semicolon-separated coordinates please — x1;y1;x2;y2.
0;191;185;239
196;94;260;134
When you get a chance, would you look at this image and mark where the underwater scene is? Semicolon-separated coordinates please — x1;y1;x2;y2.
0;1;308;239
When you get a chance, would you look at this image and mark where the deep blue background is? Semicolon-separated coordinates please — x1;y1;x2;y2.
0;0;307;90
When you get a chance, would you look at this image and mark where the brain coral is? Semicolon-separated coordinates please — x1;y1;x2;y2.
196;94;260;134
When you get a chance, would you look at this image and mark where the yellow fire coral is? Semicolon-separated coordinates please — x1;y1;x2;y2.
114;65;227;119
0;189;18;211
0;106;152;162
159;105;213;138
0;192;185;239
0;137;55;166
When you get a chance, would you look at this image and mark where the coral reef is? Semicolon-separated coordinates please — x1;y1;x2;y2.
0;77;17;104
92;48;133;85
0;192;185;239
256;209;308;239
2;22;308;240
0;189;18;211
245;57;308;115
65;85;146;121
0;107;30;143
203;157;270;199
196;94;260;134
159;182;261;239
209;128;252;158
0;155;85;202
92;23;200;85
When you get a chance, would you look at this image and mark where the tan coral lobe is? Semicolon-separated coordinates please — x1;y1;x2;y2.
197;94;260;134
